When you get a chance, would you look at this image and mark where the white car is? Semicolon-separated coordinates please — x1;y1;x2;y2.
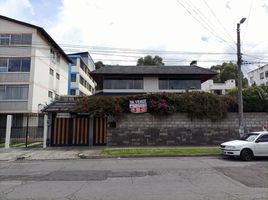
220;131;268;161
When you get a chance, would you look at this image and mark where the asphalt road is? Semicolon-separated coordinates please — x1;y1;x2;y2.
0;157;267;200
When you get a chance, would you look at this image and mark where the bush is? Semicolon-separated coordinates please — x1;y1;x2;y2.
77;92;236;121
226;85;268;112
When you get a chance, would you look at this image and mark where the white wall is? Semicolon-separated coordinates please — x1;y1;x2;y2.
0;18;34;113
0;18;69;113
248;65;268;86
201;79;236;94
31;32;69;111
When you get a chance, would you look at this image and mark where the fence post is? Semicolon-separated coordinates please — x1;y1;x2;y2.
5;115;12;149
25;115;29;148
43;114;48;148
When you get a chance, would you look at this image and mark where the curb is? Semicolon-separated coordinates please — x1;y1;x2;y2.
79;154;220;159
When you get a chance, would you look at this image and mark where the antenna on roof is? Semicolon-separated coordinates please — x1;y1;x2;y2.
190;60;197;66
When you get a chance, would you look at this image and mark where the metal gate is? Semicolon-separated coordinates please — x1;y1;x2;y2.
51;116;89;146
94;117;107;145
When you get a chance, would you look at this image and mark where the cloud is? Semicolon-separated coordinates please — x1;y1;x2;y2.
2;0;268;71
0;0;34;19
225;1;231;9
201;36;209;42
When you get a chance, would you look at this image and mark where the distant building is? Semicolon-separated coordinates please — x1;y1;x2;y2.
247;64;268;86
90;65;216;95
67;52;96;96
0;15;71;136
201;79;236;95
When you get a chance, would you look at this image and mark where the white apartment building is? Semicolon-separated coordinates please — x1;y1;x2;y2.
68;52;96;96
201;79;236;95
0;15;71;135
247;64;268;86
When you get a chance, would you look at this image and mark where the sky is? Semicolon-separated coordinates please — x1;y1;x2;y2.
1;0;268;74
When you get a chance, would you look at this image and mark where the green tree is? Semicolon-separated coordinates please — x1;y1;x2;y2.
95;61;105;69
137;55;165;66
210;62;248;87
226;85;268;112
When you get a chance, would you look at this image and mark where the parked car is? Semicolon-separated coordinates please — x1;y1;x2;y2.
220;131;268;161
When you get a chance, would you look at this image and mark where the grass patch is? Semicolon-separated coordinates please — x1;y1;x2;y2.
0;143;4;148
101;147;220;156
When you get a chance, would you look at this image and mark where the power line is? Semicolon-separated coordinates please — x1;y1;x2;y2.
202;0;235;44
0;43;239;55
176;0;236;50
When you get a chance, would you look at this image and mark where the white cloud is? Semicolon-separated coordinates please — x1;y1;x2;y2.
2;0;268;70
0;0;34;19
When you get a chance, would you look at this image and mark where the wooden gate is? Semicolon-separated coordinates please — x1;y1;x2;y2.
51;116;89;146
94;117;107;145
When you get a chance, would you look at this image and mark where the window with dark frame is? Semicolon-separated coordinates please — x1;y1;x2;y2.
0;34;32;45
49;68;54;76
56;73;60;80
265;71;268;78
0;57;31;72
103;77;143;89
71;74;76;82
0;85;29;100
70;89;76;95
159;78;201;90
48;91;53;98
260;72;264;79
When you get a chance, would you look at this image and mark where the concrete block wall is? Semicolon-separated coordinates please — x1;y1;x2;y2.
107;113;268;146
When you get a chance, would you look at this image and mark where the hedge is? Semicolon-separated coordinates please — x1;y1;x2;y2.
76;92;237;121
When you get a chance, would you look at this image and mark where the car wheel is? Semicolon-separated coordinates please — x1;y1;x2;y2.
240;149;253;161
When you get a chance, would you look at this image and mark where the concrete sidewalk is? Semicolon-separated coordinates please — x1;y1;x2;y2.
0;147;104;161
0;146;219;161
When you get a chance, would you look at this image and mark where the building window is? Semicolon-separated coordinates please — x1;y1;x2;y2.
48;91;53;98
0;34;32;45
265;71;268;78
0;34;10;45
260;72;264;79
70;89;76;95
103;78;143;89
0;85;29;100
50;49;60;64
49;68;54;76
250;76;253;84
71;74;76;82
56;73;60;80
0;57;31;72
56;54;60;63
55;94;60;100
79;91;86;96
159;78;201;90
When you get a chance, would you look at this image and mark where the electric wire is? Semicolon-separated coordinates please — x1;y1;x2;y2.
202;0;235;44
176;0;236;51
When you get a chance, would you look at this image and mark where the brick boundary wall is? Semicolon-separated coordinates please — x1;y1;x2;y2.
107;113;268;146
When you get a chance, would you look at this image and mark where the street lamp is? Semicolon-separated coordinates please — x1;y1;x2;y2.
237;17;246;138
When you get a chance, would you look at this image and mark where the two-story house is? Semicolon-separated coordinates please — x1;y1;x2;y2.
90;65;216;95
67;52;96;96
0;15;71;138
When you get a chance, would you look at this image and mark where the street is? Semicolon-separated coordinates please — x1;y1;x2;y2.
0;157;268;200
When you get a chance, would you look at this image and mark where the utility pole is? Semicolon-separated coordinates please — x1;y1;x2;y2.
237;17;246;138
